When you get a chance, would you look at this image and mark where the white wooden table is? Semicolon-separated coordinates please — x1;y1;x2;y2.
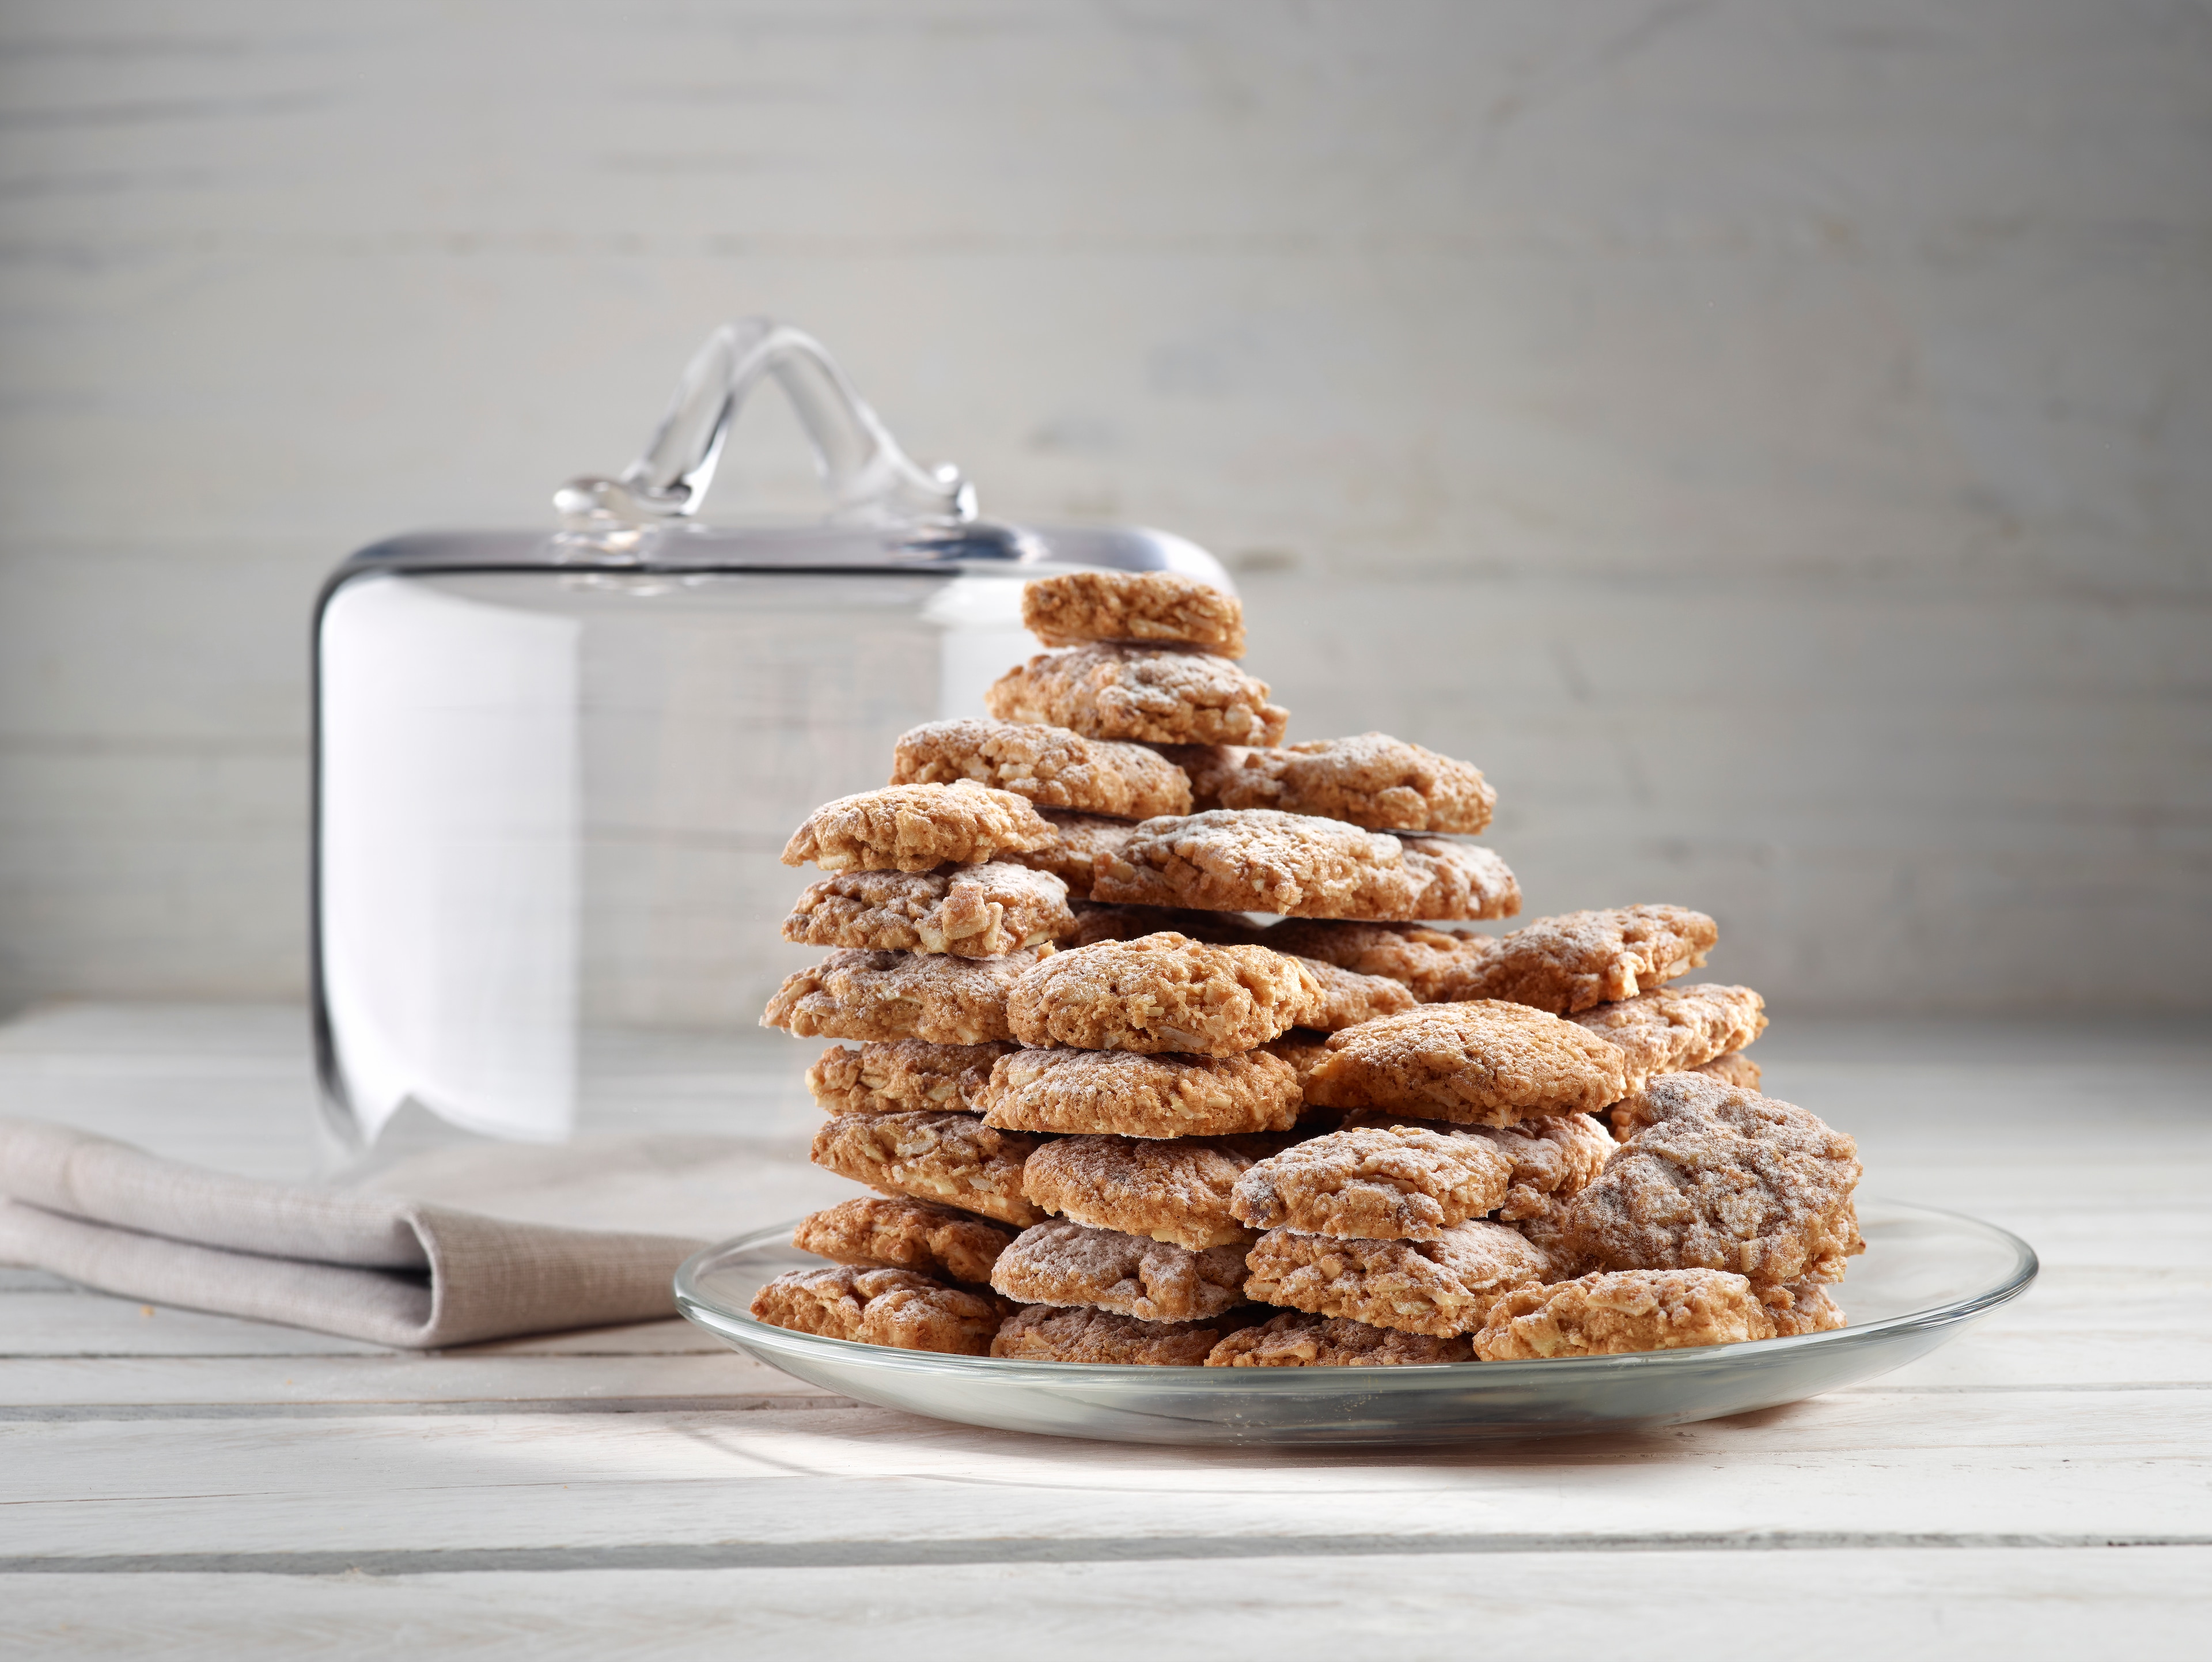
3;1004;2208;1657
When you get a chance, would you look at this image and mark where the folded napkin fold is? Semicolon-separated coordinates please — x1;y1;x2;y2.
0;1119;709;1347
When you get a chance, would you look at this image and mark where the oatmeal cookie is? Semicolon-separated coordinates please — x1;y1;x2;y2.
1334;1107;1612;1227
1260;1029;1334;1089
990;1220;1251;1322
1432;904;1717;1014
891;718;1192;819
781;862;1074;957
1300;1001;1630;1126
1759;1280;1846;1337
1007;933;1323;1055
1169;734;1495;834
985;643;1288;747
1571;1073;1863;1285
749;1264;1005;1355
761;946;1050;1044
1003;809;1138;900
1402;838;1521;922
780;781;1052;873
1022;1133;1283;1250
1287;956;1421;1031
1205;1311;1474;1366
1070;901;1268;948
1694;1050;1762;1089
1230;1126;1513;1241
810;1110;1047;1227
1021;569;1247;658
1569;983;1768;1091
790;1196;1016;1285
805;1039;1014;1116
1262;919;1497;1002
977;1047;1302;1138
1472;1268;1777;1360
990;1303;1253;1365
1244;1221;1556;1337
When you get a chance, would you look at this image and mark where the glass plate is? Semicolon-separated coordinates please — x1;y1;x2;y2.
673;1197;2036;1446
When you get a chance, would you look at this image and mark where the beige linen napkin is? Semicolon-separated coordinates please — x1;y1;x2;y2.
0;1119;708;1347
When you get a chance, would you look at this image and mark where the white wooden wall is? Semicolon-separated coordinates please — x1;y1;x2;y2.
2;1;2207;1014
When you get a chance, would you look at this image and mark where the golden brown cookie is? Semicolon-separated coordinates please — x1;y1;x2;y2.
1261;919;1497;1002
1170;734;1495;834
1069;900;1268;948
762;946;1050;1044
1334;1107;1612;1226
985;643;1288;746
891;718;1193;819
1300;1001;1631;1126
1204;1310;1474;1366
780;781;1053;873
1007;933;1323;1055
805;1040;1015;1116
1287;955;1421;1030
1022;1133;1283;1250
810;1110;1047;1227
790;1196;1017;1285
1472;1269;1778;1360
1260;1028;1334;1089
1693;1050;1763;1089
1569;983;1768;1091
977;1047;1304;1138
1758;1280;1847;1337
1571;1073;1863;1286
990;1220;1251;1322
1402;837;1522;922
990;1303;1255;1364
1431;905;1717;1014
1230;1126;1513;1241
749;1264;1006;1355
1243;1221;1556;1337
781;862;1075;957
1003;809;1139;900
1021;570;1247;658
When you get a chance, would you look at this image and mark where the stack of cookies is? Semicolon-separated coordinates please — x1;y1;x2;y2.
749;568;1863;1368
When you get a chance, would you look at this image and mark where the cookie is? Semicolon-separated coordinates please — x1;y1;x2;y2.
1020;569;1247;658
990;1303;1252;1365
762;946;1050;1044
1169;734;1495;834
1471;1268;1777;1360
810;1110;1048;1227
984;643;1289;747
790;1196;1016;1285
1287;955;1421;1031
1203;1311;1474;1367
1432;904;1717;1014
1260;1029;1334;1089
1091;809;1518;922
1243;1221;1557;1337
1433;1113;1612;1226
1300;1001;1631;1126
989;1220;1251;1322
1694;1050;1762;1090
1569;983;1768;1091
977;1047;1303;1138
1229;1126;1513;1241
781;862;1074;957
1006;933;1323;1055
749;1264;1005;1356
1069;901;1268;948
805;1040;1014;1116
780;780;1053;873
1261;920;1497;1002
1022;1133;1283;1250
1003;809;1138;901
891;718;1192;819
1758;1280;1847;1337
1571;1073;1863;1285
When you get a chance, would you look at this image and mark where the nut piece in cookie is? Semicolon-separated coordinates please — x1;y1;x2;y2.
1693;1050;1762;1089
1758;1280;1846;1337
1263;920;1497;1002
1570;983;1768;1091
985;643;1289;747
1020;570;1247;658
1002;809;1138;901
1433;904;1717;1014
1069;900;1268;948
1205;1310;1474;1366
1472;1268;1778;1360
1007;933;1323;1055
978;1047;1303;1139
806;1040;1015;1116
991;1304;1252;1365
1231;1126;1513;1241
1023;1133;1283;1250
1244;1221;1556;1337
781;781;1052;873
1285;955;1419;1031
791;1196;1016;1285
810;1110;1047;1227
762;946;1050;1045
781;862;1074;957
1571;1072;1864;1286
1171;734;1496;835
891;718;1192;819
749;1264;1005;1356
990;1220;1251;1323
1301;1001;1631;1126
